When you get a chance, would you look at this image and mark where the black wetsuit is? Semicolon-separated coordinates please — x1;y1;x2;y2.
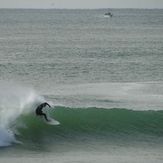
35;102;51;121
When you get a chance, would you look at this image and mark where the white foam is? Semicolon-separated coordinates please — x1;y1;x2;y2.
0;81;44;147
0;127;16;146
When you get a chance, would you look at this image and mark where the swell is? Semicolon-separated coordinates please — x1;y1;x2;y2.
15;106;163;148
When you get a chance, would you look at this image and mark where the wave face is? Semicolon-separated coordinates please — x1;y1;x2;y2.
15;106;163;149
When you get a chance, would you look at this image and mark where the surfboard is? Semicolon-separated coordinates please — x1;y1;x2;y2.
46;117;60;125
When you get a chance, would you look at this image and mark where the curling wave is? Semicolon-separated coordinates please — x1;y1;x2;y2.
1;82;163;148
15;106;163;149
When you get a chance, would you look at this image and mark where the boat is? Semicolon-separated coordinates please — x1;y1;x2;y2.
104;12;113;17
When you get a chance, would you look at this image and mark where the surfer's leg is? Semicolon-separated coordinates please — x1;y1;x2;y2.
42;113;49;122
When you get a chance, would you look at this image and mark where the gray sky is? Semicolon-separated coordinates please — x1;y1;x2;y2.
0;0;163;9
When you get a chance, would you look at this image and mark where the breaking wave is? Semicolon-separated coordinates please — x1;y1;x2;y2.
1;82;163;149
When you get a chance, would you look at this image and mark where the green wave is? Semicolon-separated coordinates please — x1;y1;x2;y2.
15;107;163;149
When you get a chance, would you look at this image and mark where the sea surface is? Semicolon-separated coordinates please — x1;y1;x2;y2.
0;8;163;163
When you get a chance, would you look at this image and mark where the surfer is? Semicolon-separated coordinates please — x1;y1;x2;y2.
35;102;51;122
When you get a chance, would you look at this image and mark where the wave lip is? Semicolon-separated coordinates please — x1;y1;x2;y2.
51;82;163;110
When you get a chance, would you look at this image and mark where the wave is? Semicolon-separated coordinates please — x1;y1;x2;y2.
2;104;163;148
14;106;163;149
1;82;163;148
20;106;163;135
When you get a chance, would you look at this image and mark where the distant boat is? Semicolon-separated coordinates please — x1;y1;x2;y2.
104;12;113;17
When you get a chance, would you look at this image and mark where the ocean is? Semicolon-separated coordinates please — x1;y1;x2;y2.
0;8;163;163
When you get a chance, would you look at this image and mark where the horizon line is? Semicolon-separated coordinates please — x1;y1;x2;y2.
0;7;163;10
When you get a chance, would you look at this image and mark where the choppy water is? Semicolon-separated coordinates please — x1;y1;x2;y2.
0;8;163;163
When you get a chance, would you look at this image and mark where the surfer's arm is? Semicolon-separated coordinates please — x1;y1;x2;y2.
46;103;51;108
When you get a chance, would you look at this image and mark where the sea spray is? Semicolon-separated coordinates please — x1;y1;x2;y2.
0;82;44;147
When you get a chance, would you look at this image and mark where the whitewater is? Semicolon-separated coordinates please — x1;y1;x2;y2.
0;8;163;163
0;82;44;146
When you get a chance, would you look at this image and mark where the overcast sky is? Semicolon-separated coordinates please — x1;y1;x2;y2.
0;0;163;9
